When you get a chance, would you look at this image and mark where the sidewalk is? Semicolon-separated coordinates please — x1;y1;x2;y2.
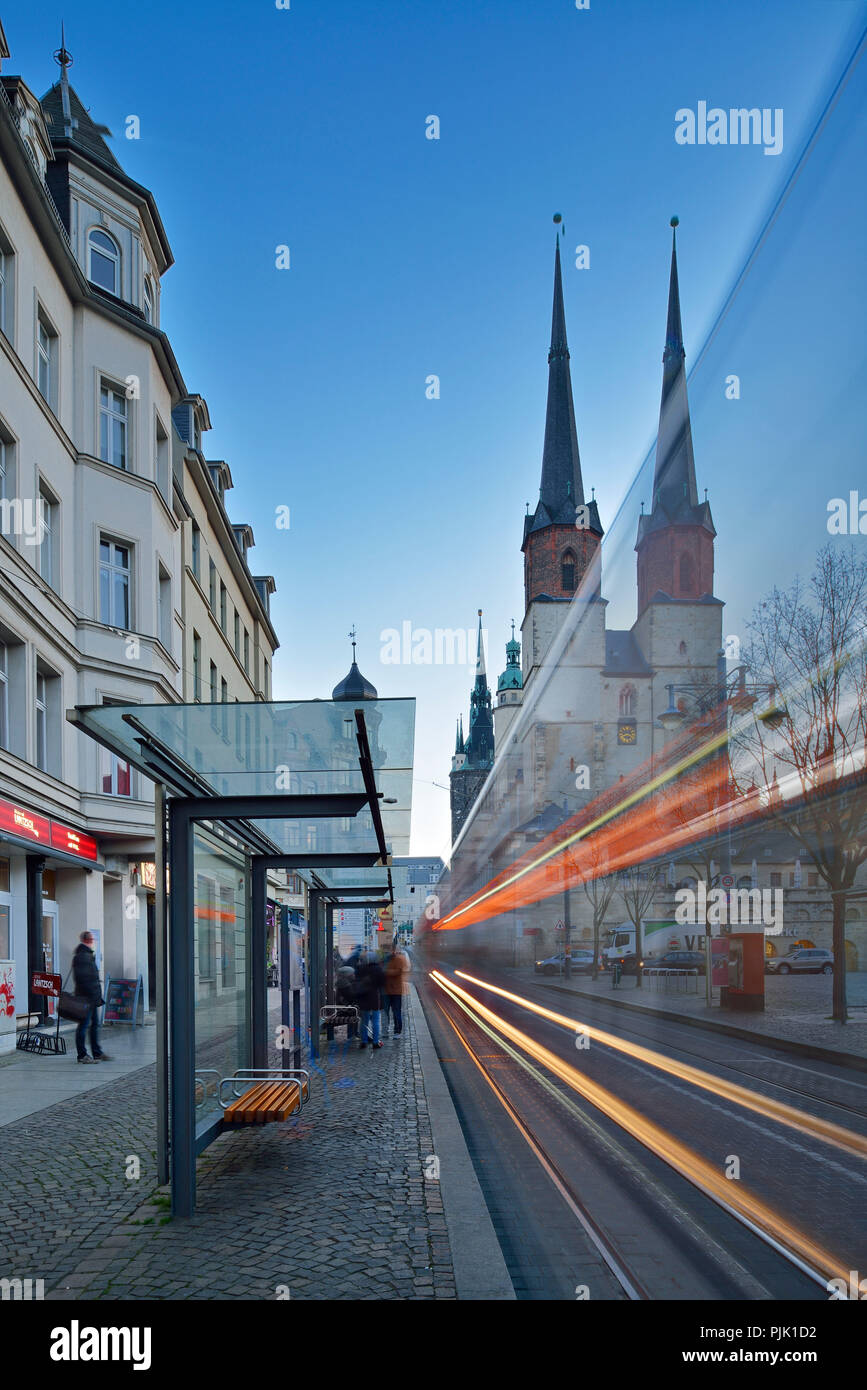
517;968;867;1065
0;987;513;1301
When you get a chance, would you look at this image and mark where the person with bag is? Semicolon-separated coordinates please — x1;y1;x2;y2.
71;931;110;1064
354;950;385;1049
383;944;410;1038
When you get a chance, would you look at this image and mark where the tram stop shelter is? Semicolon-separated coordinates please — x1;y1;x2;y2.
69;696;415;1216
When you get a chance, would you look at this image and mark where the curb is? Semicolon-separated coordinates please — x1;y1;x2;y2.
410;984;515;1300
538;981;867;1073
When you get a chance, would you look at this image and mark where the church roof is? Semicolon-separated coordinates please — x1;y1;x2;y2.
603;630;653;677
524;237;603;546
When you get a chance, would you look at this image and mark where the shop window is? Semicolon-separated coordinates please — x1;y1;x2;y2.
0;857;9;892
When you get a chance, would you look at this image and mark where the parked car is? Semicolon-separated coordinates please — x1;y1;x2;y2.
766;948;833;975
645;950;706;975
535;950;596;976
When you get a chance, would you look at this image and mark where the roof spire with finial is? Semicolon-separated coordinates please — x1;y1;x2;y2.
53;24;76;139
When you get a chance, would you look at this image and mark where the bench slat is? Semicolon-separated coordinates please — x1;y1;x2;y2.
224;1079;303;1125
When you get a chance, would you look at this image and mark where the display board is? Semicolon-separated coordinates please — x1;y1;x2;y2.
103;975;144;1026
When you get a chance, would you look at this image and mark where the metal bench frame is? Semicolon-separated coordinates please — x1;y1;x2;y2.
216;1066;311;1112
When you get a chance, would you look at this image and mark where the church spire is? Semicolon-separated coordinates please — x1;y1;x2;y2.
649;217;700;520
475;609;486;679
537;235;585;521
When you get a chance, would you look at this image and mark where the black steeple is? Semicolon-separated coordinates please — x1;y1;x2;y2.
638;219;714;542
524;236;602;545
332;627;378;701
463;612;494;768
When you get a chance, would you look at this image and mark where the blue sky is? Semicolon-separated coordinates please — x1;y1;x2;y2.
4;0;866;853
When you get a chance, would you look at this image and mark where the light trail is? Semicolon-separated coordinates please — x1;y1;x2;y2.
454;970;867;1162
430;970;851;1288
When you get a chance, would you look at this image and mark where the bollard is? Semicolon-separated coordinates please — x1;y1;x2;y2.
612;961;622;989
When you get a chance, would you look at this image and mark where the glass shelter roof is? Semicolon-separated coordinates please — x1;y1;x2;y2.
69;698;416;892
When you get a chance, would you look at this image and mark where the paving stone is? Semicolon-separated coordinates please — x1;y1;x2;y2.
0;996;456;1300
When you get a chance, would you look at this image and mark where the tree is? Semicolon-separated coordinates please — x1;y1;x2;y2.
580;839;617;980
615;865;661;987
734;544;867;1022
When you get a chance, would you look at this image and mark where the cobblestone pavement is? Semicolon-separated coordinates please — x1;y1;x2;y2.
1;994;456;1300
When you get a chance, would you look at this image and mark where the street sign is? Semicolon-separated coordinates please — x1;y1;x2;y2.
31;971;61;997
721;874;734;888
555;919;564;932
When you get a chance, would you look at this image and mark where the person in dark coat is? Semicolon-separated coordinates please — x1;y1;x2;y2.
72;931;109;1064
354;951;385;1049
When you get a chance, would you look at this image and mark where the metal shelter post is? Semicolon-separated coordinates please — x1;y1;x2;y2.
251;857;268;1069
154;782;169;1188
168;799;195;1219
325;902;335;1041
308;890;323;1058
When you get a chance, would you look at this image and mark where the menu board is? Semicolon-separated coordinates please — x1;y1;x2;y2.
103;975;143;1026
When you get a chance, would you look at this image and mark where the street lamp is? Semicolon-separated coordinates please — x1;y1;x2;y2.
657;658;785;733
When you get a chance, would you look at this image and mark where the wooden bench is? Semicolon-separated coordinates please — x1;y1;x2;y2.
213;1068;311;1128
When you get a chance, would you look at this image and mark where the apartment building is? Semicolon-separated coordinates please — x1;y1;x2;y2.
0;25;278;1031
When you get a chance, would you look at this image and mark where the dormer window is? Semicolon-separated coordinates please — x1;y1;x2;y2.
143;276;154;324
88;228;120;295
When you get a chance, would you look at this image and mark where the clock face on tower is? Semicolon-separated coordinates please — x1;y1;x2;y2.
617;720;637;745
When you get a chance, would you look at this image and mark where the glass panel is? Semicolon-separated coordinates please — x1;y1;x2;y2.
113;571;129;627
41;914;56;1016
90;248;116;292
194;829;249;1124
0;858;9;892
0;905;9;959
116;758;131;797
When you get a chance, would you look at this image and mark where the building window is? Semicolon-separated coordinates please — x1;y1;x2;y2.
99;537;131;628
561;550;576;591
209;661;218;704
263;658;270;700
99;381;128;469
619;685;636;717
35;669;47;770
233;610;240;655
191;523;201;581
208;559;216;611
243;629;250;674
193;632;202;701
221;677;228;703
0;641;7;750
38;484;58;587
770;872;782;888
99;700;132;795
36;309;58;409
679;552;695;593
0;225;14;343
158;565;171;650
155;414;169;496
0;424;16;512
219;581;227;633
88;227;120;295
143;276;154;324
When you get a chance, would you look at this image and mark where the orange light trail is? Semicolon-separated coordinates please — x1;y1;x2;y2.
453;970;867;1162
430;970;852;1286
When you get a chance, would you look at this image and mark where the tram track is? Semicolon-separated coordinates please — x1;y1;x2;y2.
425;966;858;1301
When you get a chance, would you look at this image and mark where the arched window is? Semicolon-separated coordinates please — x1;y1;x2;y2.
143;276;154;324
88;227;120;294
679;640;687;655
678;551;695;593
561;549;576;591
736;875;752;889
619;684;635;717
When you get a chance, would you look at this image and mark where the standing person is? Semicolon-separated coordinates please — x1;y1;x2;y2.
354;950;385;1049
383;944;410;1038
72;931;110;1064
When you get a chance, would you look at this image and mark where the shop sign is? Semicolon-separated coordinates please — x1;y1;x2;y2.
0;796;97;862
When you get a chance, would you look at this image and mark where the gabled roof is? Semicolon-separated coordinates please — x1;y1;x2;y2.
603;630;653;677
